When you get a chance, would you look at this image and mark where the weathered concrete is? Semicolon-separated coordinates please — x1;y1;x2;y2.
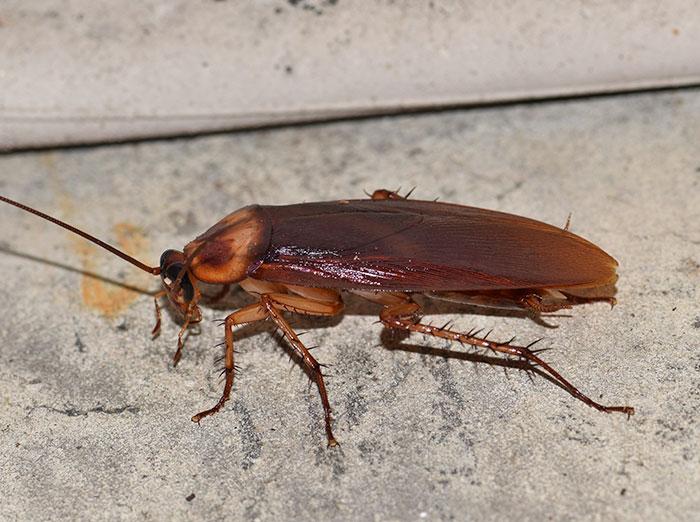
1;89;698;521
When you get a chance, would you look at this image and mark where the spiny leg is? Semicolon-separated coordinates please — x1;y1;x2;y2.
191;302;268;423
260;293;343;447
190;288;344;446
379;299;634;416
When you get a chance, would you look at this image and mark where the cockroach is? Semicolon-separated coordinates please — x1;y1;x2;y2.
0;189;634;446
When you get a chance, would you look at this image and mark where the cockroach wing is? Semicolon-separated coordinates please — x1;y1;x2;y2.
250;199;617;291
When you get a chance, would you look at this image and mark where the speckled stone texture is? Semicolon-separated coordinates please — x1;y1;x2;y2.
1;89;698;521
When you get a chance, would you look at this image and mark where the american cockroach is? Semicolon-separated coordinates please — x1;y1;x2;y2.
0;190;634;446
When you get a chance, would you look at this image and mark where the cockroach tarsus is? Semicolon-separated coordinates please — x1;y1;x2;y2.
0;190;635;447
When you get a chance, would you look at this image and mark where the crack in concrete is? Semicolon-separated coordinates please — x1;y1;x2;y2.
27;404;140;417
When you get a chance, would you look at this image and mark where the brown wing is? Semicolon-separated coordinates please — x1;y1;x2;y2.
250;199;617;291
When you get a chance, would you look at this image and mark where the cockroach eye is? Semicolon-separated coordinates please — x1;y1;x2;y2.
160;249;180;273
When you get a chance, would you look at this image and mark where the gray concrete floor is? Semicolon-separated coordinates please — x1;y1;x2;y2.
1;89;698;521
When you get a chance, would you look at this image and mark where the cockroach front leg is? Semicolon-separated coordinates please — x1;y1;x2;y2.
379;299;635;417
191;302;268;423
173;307;194;367
151;290;167;338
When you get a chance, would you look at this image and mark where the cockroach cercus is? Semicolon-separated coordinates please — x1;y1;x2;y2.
1;190;634;446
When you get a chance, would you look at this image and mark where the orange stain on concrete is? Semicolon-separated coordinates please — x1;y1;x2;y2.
72;223;152;318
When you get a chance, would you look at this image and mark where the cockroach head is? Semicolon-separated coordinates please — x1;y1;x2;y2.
159;249;202;323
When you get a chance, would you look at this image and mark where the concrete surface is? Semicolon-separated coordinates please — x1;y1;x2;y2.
1;88;699;521
3;0;700;149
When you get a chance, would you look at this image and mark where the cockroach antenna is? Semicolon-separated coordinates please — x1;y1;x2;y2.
0;195;161;275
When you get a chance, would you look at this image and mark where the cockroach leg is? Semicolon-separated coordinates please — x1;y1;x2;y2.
560;292;617;309
173;307;194;367
152;290;167;338
379;299;635;417
263;292;344;317
239;277;288;296
519;293;572;314
260;294;342;447
282;284;344;304
242;282;344;445
370;187;416;200
190;289;344;446
191;302;267;424
351;290;410;306
370;188;410;201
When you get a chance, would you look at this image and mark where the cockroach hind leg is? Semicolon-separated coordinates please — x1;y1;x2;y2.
379;300;635;418
370;189;394;200
370;188;410;201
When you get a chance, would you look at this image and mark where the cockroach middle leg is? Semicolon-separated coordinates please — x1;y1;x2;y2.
192;288;344;446
378;299;635;416
260;292;344;447
191;302;267;423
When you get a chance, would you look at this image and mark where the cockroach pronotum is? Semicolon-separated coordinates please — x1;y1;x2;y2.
0;189;634;446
